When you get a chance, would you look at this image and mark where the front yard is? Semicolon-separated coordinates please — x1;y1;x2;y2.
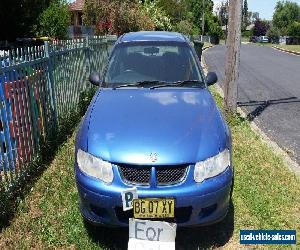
0;89;299;249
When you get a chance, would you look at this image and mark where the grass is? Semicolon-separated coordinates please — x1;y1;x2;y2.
241;37;249;43
273;44;300;53
203;42;212;48
0;88;300;249
255;42;300;53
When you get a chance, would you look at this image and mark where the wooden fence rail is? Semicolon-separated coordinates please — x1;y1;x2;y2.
0;36;117;190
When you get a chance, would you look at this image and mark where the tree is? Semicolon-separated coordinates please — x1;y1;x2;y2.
252;19;270;36
242;0;249;30
83;0;115;35
36;0;70;39
83;0;154;35
113;1;154;35
218;1;229;27
0;0;51;41
266;26;280;42
186;0;214;33
287;21;300;37
207;15;224;39
157;0;189;25
175;20;194;35
273;1;300;35
140;0;172;31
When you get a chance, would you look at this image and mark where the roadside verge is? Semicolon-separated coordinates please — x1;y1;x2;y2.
202;43;214;51
201;53;300;177
271;45;300;56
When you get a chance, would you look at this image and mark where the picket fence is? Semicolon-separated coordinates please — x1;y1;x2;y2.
0;35;117;190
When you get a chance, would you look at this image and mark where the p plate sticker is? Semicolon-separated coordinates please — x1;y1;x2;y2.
121;187;138;211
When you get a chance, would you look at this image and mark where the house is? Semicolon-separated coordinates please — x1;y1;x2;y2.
70;0;84;26
68;0;94;38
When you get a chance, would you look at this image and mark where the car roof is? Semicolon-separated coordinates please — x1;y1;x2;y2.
118;31;187;43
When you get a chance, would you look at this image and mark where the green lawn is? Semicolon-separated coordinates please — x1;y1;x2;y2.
0;88;299;249
274;45;300;53
256;42;300;53
241;37;249;43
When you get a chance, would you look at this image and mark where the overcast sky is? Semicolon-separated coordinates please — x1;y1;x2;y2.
213;0;300;20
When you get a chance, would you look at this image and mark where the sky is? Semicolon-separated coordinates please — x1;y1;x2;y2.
213;0;300;20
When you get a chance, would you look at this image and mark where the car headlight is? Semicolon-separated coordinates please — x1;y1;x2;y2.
194;149;230;183
77;149;114;184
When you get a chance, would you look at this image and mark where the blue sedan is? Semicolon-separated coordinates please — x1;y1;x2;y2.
75;31;233;227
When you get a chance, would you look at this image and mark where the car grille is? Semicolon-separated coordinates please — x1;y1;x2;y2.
118;165;188;186
119;165;151;185
157;166;187;185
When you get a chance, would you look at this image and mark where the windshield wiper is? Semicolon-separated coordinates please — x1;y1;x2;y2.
150;80;203;89
112;80;167;90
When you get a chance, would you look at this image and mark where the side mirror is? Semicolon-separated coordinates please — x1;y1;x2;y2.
206;72;218;86
89;72;101;86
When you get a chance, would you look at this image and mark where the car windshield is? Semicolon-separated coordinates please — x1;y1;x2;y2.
104;41;204;88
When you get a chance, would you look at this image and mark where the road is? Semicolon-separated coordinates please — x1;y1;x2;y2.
204;44;300;165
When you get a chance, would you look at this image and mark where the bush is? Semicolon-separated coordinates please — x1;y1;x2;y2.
36;0;70;39
78;87;97;117
267;26;281;43
192;25;201;36
174;20;194;35
207;15;224;40
83;0;154;35
113;1;154;35
242;30;252;37
252;19;270;36
141;0;172;31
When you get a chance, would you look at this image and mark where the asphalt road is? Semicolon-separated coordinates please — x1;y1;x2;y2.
204;44;300;165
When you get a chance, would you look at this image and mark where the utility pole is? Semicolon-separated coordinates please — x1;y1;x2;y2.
201;0;205;41
224;0;242;113
225;0;229;43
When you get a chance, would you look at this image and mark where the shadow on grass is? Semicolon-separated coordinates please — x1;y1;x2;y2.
176;201;234;249
84;201;234;250
0;111;81;231
84;222;129;250
0;88;96;231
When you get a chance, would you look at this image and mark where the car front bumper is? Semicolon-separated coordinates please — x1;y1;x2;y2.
75;164;233;227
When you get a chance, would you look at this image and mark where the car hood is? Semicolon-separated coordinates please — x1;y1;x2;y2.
86;88;227;165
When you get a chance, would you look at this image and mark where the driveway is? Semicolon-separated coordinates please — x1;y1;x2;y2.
204;44;300;165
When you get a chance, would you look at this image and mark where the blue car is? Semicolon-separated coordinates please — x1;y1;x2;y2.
75;31;233;228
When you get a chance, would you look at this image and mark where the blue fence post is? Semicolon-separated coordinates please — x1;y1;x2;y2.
85;37;91;89
44;41;58;130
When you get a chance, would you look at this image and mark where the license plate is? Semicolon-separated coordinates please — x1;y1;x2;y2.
133;198;175;219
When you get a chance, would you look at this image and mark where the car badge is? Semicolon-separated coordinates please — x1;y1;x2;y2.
150;153;158;163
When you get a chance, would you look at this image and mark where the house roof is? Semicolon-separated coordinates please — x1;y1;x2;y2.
69;0;84;11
